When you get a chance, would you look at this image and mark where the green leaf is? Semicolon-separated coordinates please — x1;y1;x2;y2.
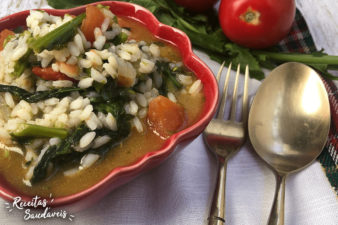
31;145;57;183
47;0;96;9
112;32;128;45
29;13;85;52
0;84;81;103
225;43;265;80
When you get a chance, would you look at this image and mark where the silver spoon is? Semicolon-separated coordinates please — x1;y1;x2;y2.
248;62;330;225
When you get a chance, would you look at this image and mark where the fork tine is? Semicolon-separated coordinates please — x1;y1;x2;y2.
241;65;249;122
217;62;232;119
229;64;240;121
216;61;225;83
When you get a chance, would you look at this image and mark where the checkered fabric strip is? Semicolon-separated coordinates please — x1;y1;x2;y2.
278;10;317;54
278;10;338;193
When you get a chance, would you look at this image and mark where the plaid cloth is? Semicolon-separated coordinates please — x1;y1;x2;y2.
278;10;338;194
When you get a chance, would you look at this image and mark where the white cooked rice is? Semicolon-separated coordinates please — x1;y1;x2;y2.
79;131;96;148
80;104;93;121
136;93;147;107
52;80;73;88
49;137;61;146
177;74;193;86
0;8;204;183
149;43;160;57
105;113;117;131
67;56;78;65
4;92;15;108
78;77;94;88
79;153;100;170
64;167;79;177
74;33;85;53
189;79;203;95
132;117;143;133
86;50;102;66
94;35;106;50
139;58;155;74
167;92;177;103
86;112;102;130
92;135;111;149
68;41;80;57
91;68;107;83
70;96;84;110
138;108;147;119
101;18;110;33
44;97;59;106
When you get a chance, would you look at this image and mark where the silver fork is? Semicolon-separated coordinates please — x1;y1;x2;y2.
203;62;249;225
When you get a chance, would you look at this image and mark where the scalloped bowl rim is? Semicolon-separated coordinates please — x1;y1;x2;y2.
0;1;218;207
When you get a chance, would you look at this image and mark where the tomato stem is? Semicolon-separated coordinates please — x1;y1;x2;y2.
245;12;255;23
240;7;260;25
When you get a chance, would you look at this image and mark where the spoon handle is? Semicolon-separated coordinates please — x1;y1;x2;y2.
208;160;227;225
267;173;287;225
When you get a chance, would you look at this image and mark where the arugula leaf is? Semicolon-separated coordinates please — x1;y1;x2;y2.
0;84;82;103
225;44;265;80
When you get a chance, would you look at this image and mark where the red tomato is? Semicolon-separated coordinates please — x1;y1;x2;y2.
81;5;105;42
218;0;296;49
32;67;75;82
174;0;218;12
0;29;14;50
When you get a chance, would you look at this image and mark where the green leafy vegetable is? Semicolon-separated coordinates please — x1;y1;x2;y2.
155;61;183;95
0;84;81;103
11;124;68;139
31;145;57;183
31;119;131;183
29;79;134;183
29;13;85;53
112;32;128;45
11;49;32;77
56;124;90;156
47;0;338;80
86;77;133;121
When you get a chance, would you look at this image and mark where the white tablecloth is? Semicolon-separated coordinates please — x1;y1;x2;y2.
0;1;337;225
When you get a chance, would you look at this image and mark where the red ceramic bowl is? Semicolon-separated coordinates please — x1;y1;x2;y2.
0;1;218;210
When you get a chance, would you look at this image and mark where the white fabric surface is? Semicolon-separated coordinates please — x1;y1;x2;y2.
0;1;337;225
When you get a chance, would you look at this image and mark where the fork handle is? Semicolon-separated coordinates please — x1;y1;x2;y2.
208;160;227;225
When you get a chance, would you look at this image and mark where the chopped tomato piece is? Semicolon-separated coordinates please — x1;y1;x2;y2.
0;29;14;50
56;62;79;78
147;95;185;138
32;67;75;82
80;5;105;42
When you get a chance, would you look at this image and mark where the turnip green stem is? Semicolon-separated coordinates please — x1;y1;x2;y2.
12;124;68;139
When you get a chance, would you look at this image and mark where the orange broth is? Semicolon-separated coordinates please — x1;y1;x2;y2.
0;17;205;197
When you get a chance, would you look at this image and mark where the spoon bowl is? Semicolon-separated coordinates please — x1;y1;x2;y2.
248;62;330;224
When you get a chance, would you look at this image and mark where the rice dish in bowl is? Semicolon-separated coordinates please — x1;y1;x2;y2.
0;1;217;207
